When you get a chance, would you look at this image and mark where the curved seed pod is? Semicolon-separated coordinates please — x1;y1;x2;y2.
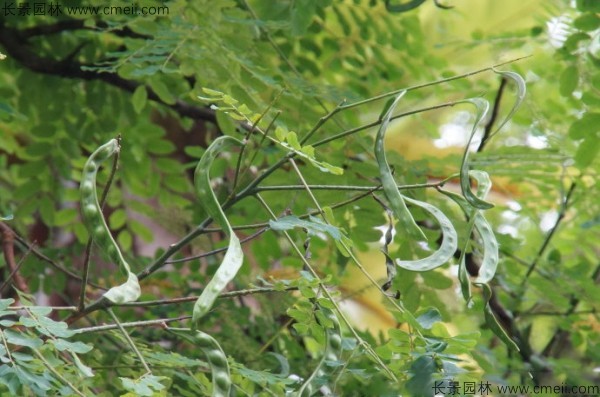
171;329;231;397
489;70;526;139
192;136;244;328
80;139;140;303
472;212;499;284
461;170;497;284
394;196;458;272
441;171;499;285
375;91;426;240
458;98;493;210
298;307;342;397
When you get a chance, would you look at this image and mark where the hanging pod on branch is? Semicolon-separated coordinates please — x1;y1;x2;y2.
80;138;140;304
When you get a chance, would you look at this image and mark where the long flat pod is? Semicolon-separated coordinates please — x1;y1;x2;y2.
489;70;527;139
192;136;244;328
80;139;140;303
170;328;231;397
458;98;493;210
374;91;426;240
394;196;458;272
440;171;499;285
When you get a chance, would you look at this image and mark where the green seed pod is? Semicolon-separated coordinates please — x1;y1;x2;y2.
328;334;342;351
80;138;140;304
192;136;244;328
213;372;231;391
194;333;214;348
207;351;228;368
171;329;231;397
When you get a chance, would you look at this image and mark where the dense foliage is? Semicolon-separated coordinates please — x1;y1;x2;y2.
1;0;599;395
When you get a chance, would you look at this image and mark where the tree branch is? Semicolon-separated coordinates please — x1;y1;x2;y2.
0;222;30;295
19;18;151;39
0;20;216;123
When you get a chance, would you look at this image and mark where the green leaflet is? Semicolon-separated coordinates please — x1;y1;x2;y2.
298;307;342;397
199;89;343;175
458;98;493;210
275;128;343;175
0;214;13;220
169;329;231;397
120;374;167;397
394;196;458;272
80;139;140;304
375;91;426;240
280;140;343;175
192;136;244;328
477;283;520;352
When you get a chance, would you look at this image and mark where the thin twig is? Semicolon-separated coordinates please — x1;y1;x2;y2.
311;101;458;148
286;159;423;340
166;227;268;264
302;56;530;146
231;92;282;194
10;232;105;289
8;305;78;311
30;348;86;397
0;241;32;295
257;317;294;355
253;181;446;192
116;286;299;308
76;315;191;333
522;182;576;283
255;193;398;382
107;308;151;373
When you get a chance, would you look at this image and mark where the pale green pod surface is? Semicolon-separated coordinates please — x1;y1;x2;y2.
490;70;527;138
470;170;492;200
192;136;244;328
441;171;499;285
374;91;426;240
171;329;231;397
394;196;458;272
473;212;499;284
80;139;140;304
458;98;494;210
